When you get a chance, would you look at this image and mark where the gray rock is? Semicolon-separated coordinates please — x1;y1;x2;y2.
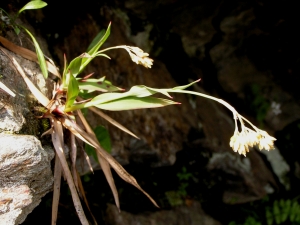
0;134;54;225
0;25;54;224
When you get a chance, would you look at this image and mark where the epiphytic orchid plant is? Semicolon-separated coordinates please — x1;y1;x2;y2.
0;13;276;225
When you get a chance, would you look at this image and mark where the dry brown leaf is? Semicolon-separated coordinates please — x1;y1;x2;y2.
0;35;61;77
77;110;120;210
0;81;16;97
70;133;79;192
0;46;50;107
51;118;89;225
62;114;159;208
76;172;98;225
52;154;62;225
85;103;139;140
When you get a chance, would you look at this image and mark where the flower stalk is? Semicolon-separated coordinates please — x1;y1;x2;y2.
98;45;154;68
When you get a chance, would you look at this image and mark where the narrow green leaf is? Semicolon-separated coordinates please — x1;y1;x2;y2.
94;53;111;59
65;81;201;112
65;52;103;79
295;202;300;222
290;201;298;222
78;77;123;93
23;28;48;78
94;126;111;153
273;200;280;224
88;85;171;106
65;72;79;110
18;1;47;14
85;144;98;162
93;96;179;111
281;199;289;222
13;26;20;35
87;29;105;52
77;23;111;74
79;90;95;100
266;208;273;225
88;23;111;56
68;52;110;78
83;126;111;161
172;79;201;90
66;53;87;78
295;205;300;222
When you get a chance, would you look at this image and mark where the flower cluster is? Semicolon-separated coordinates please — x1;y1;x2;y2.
125;46;154;68
229;120;276;156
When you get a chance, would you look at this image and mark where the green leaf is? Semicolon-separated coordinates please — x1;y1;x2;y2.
273;200;281;224
18;1;47;14
79;90;95;100
244;217;261;225
88;23;111;56
78;77;123;93
93;126;111;153
23;28;48;78
85;144;98;163
13;26;20;35
290;201;298;222
77;23;111;74
281;199;290;222
64;80;200;112
172;79;201;90
88;85;173;107
295;204;300;222
266;208;273;225
87;29;106;52
65;72;79;110
62;24;111;80
93;96;179;111
80;108;88;117
67;54;84;77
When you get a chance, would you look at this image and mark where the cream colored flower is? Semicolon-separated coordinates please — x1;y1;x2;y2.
230;131;250;156
244;127;259;147
125;46;154;68
229;119;276;156
256;130;276;151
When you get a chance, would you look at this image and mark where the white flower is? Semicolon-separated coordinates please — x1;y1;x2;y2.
256;130;276;151
230;131;250;156
125;46;154;68
229;119;276;156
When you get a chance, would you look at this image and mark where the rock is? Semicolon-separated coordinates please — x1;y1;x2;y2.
0;134;54;225
0;30;52;135
3;1;298;223
260;147;290;190
0;20;54;224
105;201;221;225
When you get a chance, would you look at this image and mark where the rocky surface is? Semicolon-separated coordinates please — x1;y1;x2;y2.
1;0;300;224
0;25;54;224
105;201;221;225
0;135;54;225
